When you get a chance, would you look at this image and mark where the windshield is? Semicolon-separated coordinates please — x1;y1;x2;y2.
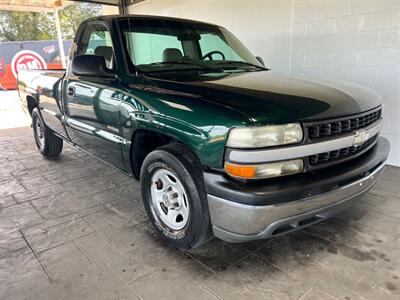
118;18;265;74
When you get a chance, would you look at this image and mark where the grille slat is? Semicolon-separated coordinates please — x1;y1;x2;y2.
308;135;377;166
307;109;381;140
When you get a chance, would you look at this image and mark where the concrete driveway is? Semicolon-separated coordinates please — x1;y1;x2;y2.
0;91;399;300
0;91;30;130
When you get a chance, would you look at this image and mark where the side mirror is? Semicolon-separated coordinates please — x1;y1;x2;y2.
255;56;265;66
71;55;115;78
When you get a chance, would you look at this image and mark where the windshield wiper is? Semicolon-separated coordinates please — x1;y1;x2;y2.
143;61;224;74
216;61;269;71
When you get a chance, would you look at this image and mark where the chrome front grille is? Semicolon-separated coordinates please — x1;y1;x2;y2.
307;109;382;140
308;134;378;167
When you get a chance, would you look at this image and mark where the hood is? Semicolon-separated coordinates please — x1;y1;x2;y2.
146;71;382;125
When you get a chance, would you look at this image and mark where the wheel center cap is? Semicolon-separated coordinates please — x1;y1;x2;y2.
164;197;171;207
162;194;171;207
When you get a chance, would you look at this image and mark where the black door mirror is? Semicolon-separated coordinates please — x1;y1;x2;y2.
255;56;265;67
71;55;115;78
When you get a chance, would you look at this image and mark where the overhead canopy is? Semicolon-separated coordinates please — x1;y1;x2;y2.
0;0;70;12
0;0;119;13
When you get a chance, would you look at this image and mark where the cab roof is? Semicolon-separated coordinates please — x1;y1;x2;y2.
83;14;219;27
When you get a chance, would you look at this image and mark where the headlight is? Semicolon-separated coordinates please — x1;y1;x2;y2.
225;159;304;179
226;123;303;148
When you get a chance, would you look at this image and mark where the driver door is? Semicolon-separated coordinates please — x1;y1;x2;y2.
64;22;125;169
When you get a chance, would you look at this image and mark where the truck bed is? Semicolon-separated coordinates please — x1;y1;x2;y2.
18;69;67;138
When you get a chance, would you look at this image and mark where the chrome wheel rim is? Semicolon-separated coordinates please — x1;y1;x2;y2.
34;117;45;149
150;169;189;231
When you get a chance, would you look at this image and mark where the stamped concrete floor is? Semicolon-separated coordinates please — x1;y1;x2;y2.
0;126;399;300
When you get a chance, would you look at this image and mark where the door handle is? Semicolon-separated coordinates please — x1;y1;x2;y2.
67;86;76;97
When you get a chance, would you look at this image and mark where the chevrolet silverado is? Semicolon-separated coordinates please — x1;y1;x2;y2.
18;15;390;249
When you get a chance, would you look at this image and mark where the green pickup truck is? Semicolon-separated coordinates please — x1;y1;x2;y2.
18;15;390;249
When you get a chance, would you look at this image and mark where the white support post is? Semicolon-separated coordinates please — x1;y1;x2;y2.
54;9;66;69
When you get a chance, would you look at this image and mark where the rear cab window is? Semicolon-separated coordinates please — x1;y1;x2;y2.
77;23;115;70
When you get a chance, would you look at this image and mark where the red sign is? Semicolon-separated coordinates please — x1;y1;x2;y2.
11;50;47;79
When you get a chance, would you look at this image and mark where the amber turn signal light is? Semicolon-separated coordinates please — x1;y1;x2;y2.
225;162;256;179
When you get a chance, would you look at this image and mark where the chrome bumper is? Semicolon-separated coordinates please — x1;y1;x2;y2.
208;160;386;243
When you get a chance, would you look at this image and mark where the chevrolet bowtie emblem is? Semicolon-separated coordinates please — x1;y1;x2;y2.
353;129;370;146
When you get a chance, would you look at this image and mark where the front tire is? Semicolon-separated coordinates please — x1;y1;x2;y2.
140;144;212;249
32;108;63;159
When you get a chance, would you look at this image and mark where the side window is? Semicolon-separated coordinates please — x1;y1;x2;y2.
125;32;184;65
199;33;242;61
79;24;114;70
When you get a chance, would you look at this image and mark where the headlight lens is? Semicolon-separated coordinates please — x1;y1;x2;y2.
226;123;303;148
225;159;304;179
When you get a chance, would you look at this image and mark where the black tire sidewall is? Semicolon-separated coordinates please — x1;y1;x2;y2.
140;146;211;249
32;108;47;154
31;108;63;159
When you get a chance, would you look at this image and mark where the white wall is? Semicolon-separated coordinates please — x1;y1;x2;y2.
128;0;400;166
291;1;400;166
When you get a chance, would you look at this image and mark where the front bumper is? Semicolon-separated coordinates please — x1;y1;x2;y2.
204;137;390;242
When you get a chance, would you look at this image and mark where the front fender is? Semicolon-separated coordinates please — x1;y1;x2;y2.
121;111;229;170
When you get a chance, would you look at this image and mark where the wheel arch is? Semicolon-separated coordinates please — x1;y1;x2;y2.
128;128;201;180
26;95;39;116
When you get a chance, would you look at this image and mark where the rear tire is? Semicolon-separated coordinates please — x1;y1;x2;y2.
32;108;63;159
140;144;213;249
